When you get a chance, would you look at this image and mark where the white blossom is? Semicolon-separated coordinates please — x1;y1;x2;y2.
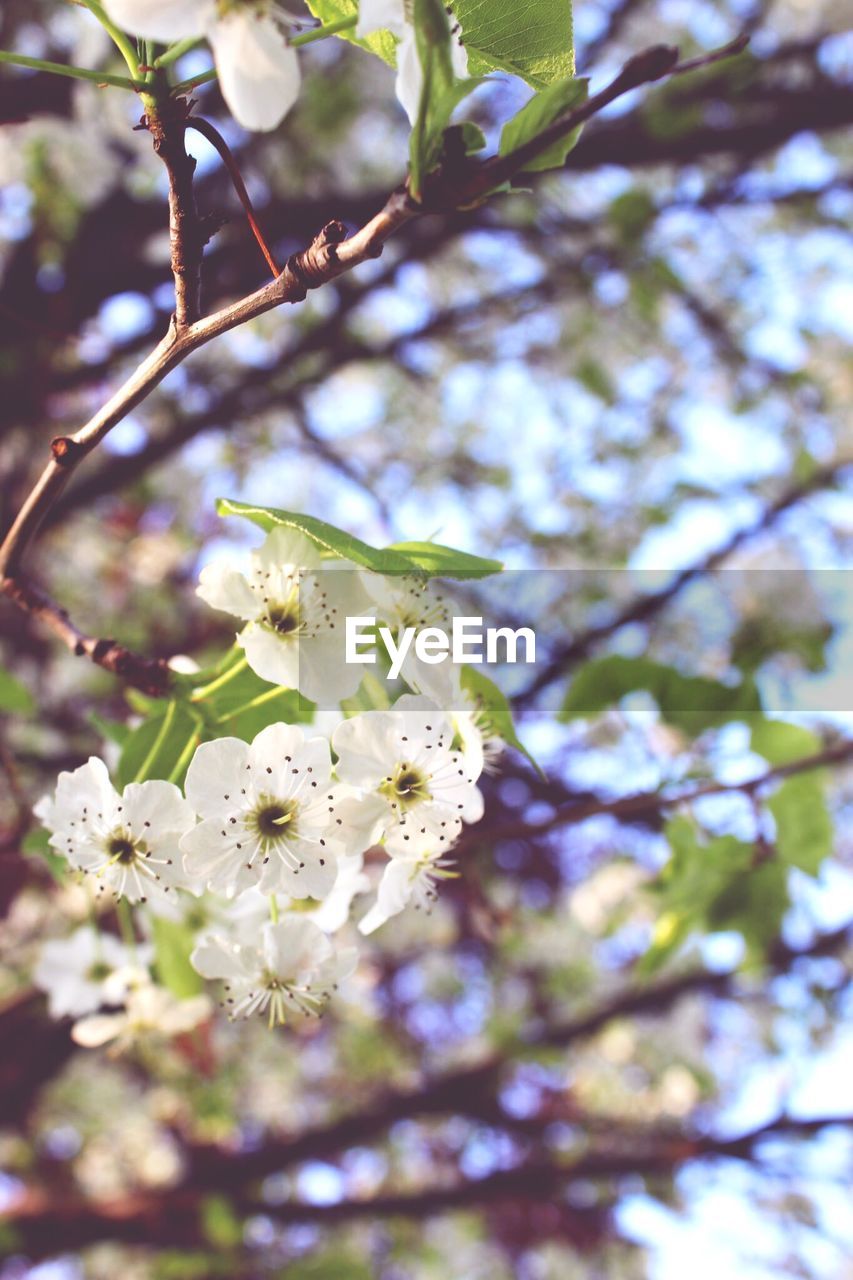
35;758;195;910
332;694;483;853
191;916;356;1025
104;0;301;132
71;980;212;1051
357;0;469;124
197;527;369;703
364;573;459;705
33;927;151;1019
180;722;382;898
359;847;457;934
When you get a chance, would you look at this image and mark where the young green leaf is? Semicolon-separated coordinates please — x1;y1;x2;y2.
217;498;416;573
305;0;397;64
117;701;202;789
451;0;574;87
151;917;205;998
560;655;762;735
750;718;821;765
387;540;502;578
499;75;588;173
460;666;540;772
0;668;34;715
767;774;832;877
217;498;503;579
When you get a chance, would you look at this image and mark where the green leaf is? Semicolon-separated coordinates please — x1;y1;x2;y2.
117;701;202;789
409;0;483;198
202;663;313;742
217;498;503;579
641;817;790;971
751;718;821;766
768;774;832;876
0;668;33;714
217;498;416;573
459;666;541;772
452;0;574;87
340;672;393;719
151;916;205;999
305;0;397;64
387;540;502;578
499;75;588;172
559;655;762;736
22;827;67;884
705;860;789;960
608;189;657;242
200;1194;243;1249
88;712;132;748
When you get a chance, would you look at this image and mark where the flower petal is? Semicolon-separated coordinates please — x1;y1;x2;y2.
103;0;214;42
197;561;259;621
240;622;300;689
210;12;301;132
356;0;405;37
184;737;251;819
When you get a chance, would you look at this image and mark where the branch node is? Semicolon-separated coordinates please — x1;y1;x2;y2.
50;437;83;467
621;43;680;88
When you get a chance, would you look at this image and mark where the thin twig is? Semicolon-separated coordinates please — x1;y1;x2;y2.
186;117;281;278
0;40;752;688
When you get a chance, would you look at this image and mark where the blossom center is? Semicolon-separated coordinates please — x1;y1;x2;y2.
266;597;300;636
107;834;140;864
381;763;432;810
252;797;299;842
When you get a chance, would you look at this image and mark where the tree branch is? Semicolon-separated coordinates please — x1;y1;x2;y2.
3;40;737;688
516;459;850;707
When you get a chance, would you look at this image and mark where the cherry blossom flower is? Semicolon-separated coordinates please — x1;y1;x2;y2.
104;1;301;132
332;694;482;853
35;758;195;909
191;916;356;1025
180;722;382;898
359;847;457;934
357;0;469;124
71;979;212;1050
33;926;152;1019
196;527;369;703
364;573;458;705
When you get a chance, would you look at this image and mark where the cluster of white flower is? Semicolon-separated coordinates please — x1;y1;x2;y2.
34;527;500;1044
103;1;467;132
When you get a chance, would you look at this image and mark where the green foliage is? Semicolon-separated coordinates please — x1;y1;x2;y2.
608;189;658;243
751;718;821;765
387;539;502;578
459;666;540;771
306;0;397;64
117;700;203;789
200;1195;243;1249
751;719;833;876
199;662;313;741
22;826;67;883
340;671;393;718
151;916;205;998
0;667;33;714
641;817;788;972
498;75;588;173
767;775;832;877
217;498;502;578
281;1254;374;1280
409;0;482;196
731;612;831;674
559;654;762;735
451;0;574;86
